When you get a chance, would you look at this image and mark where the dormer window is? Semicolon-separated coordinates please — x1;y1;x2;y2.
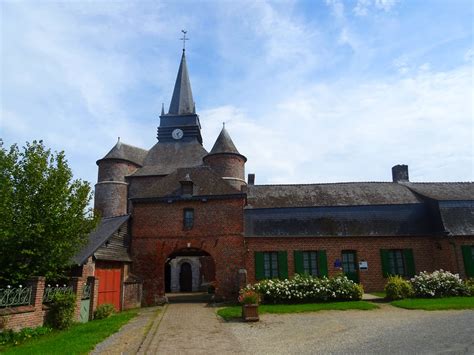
180;174;193;196
183;208;194;230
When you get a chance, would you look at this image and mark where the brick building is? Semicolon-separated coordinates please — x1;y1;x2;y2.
82;49;474;305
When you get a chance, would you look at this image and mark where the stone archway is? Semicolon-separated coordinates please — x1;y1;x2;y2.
165;248;216;293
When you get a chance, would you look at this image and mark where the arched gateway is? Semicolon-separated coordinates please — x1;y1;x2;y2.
165;248;216;293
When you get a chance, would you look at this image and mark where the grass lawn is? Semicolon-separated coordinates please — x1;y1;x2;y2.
0;310;137;354
217;301;378;321
391;297;474;310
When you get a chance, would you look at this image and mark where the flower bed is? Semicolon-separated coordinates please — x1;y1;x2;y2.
242;274;363;304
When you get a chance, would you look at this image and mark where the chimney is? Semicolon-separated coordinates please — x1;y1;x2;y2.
248;173;255;185
392;164;409;182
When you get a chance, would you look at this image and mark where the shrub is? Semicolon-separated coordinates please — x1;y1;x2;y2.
242;274;363;304
48;291;76;330
464;279;474;296
0;326;52;346
384;275;414;300
94;303;115;320
410;270;466;298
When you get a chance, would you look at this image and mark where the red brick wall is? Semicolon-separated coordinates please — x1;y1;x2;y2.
203;154;246;189
98;160;140;182
131;198;246;304
244;235;474;292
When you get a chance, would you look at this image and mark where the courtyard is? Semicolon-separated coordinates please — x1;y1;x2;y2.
93;298;474;354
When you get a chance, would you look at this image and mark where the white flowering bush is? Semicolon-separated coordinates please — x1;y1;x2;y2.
410;270;468;298
242;274;363;304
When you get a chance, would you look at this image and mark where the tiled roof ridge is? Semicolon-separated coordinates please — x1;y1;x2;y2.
250;181;397;187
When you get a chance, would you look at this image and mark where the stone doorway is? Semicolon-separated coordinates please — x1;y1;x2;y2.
165;248;216;293
179;262;192;292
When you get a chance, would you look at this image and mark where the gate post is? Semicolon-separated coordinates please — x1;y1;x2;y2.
70;277;84;321
87;276;99;320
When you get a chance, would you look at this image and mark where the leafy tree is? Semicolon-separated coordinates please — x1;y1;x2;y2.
0;140;98;284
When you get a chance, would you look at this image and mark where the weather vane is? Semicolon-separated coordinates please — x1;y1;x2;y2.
180;30;188;51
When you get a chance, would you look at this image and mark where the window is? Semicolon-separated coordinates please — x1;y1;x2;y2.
342;251;356;273
263;252;279;279
255;251;288;280
302;251;318;276
183;209;194;229
388;250;405;275
294;250;328;277
380;249;415;277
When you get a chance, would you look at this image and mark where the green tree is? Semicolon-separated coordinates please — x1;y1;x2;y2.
0;140;98;284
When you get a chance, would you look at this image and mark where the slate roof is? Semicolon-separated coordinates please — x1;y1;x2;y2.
73;215;130;265
438;200;474;236
130;166;242;199
98;140;148;166
131;141;208;177
401;182;474;201
206;127;246;160
245;182;423;209
245;204;435;237
168;51;195;115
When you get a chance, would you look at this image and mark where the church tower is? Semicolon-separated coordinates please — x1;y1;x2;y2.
157;50;203;144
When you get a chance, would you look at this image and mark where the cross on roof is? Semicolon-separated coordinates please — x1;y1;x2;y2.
180;30;189;51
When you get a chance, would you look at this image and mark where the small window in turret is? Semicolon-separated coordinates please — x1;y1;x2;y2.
183;208;194;230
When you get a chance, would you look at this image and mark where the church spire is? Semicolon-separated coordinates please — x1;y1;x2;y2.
168;49;194;115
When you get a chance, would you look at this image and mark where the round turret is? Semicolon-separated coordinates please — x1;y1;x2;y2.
94;139;147;217
203;127;247;190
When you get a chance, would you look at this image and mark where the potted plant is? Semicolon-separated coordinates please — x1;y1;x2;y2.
239;289;260;322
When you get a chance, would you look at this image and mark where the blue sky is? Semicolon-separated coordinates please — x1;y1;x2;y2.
1;0;473;188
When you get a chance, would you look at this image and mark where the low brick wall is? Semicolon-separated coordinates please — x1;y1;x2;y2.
0;276;99;331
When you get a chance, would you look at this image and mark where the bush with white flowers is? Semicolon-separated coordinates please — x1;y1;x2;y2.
410;270;468;298
242;274;363;304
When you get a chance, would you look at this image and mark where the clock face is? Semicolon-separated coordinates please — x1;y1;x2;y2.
172;128;184;140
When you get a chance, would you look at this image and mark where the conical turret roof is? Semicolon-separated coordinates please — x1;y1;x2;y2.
207;126;246;161
97;138;148;166
168;51;194;115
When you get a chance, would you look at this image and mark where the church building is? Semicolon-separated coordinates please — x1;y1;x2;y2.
77;48;474;308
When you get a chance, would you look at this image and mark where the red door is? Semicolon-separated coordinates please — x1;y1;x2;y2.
96;262;122;311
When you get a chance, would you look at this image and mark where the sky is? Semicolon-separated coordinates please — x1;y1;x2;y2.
1;0;473;189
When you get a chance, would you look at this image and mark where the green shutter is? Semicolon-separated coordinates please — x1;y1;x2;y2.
380;249;390;277
318;250;328;277
404;249;415;277
294;251;304;275
278;251;288;279
461;246;474;277
255;252;264;280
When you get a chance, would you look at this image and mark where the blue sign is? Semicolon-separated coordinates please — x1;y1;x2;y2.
334;259;342;268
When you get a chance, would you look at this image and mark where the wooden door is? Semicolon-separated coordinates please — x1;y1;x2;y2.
179;262;192;292
96;263;122;311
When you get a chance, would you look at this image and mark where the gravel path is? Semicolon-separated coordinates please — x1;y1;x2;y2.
225;304;474;354
93;302;474;354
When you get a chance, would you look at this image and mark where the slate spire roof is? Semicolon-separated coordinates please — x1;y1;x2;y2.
207;126;246;161
168;51;194;115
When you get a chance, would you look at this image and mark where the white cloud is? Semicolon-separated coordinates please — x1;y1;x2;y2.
200;65;472;183
354;0;398;16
